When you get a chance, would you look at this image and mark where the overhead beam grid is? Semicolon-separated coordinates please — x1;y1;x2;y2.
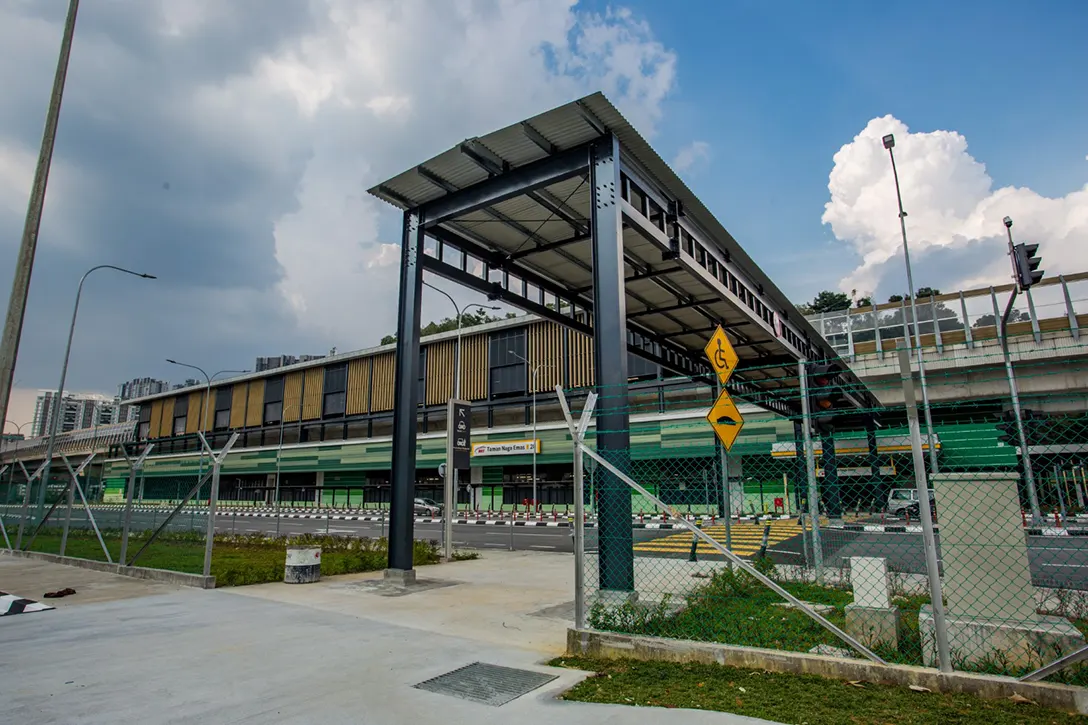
369;92;875;416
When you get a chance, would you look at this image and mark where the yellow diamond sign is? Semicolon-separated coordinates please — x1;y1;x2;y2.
704;325;739;385
707;389;744;450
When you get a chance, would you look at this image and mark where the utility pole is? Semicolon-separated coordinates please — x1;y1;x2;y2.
0;0;80;438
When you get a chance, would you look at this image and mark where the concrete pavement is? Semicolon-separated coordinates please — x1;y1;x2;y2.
0;554;779;725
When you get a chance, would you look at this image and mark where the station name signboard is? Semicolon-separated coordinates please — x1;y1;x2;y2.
471;440;541;457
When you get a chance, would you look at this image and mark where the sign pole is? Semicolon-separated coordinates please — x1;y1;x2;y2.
445;399;471;561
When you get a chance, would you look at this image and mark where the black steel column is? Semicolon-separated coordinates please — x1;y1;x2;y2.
866;418;880;511
820;428;842;520
591;136;633;593
387;209;425;572
793;420;807;512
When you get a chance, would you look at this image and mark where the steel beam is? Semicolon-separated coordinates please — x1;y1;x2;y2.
590;136;634;593
627;297;720;318
387;209;426;574
507;232;590;261
420;143;590;228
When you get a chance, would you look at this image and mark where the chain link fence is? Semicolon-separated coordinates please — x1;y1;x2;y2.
570;336;1088;685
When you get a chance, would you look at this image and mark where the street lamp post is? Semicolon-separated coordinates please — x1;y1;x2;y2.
883;134;939;475
35;265;155;519
164;360;247;499
422;280;499;556
272;402;299;537
510;351;549;512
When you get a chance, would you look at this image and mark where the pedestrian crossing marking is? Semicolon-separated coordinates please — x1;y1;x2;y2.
633;522;800;557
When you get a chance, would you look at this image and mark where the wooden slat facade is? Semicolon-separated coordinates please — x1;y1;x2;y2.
371;353;395;412
283;372;303;422
425;339;455;406
346;358;370;415
568;331;594;388
158;397;175;438
185;391;204;434
148;399;164;439
302;368;323;420
245;380;264;427
528;322;563;392
229;384;248;429
458;334;488;400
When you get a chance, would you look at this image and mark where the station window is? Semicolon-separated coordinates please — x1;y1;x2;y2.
263;375;284;424
323;363;347;417
213;387;232;430
172;399;187;436
489;329;527;397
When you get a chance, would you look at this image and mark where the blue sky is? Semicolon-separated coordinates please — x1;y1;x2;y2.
621;0;1088;300
0;0;1085;426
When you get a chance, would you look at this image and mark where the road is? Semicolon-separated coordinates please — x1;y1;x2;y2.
5;507;675;554
10;507;1088;590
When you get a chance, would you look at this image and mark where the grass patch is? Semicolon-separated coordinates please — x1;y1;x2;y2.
21;527;475;586
551;656;1086;725
588;561;1088;685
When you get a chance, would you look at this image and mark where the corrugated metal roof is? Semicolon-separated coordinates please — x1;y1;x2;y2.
366;92;841;387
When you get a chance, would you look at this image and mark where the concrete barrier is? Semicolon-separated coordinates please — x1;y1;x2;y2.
0;549;216;589
567;628;1088;715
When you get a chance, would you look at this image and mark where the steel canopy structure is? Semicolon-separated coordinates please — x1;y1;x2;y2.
369;92;875;587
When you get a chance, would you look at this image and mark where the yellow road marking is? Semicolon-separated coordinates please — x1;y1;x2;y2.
633;522;801;556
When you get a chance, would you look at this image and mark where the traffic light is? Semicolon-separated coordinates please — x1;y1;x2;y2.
1012;243;1043;289
807;362;847;430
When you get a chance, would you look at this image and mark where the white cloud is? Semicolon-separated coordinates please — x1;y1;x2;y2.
0;1;677;391
672;140;710;173
823;116;1088;297
367;243;400;269
231;0;677;342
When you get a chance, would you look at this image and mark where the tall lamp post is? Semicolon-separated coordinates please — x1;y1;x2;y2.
883;133;939;475
422;280;499;554
272;401;300;536
0;0;80;448
164;360;247;503
510;351;551;512
36;265;155;519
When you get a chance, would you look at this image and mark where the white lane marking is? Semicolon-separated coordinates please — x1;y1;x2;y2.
529;545;557;550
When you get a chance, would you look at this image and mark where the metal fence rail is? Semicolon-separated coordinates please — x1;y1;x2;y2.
567;334;1088;686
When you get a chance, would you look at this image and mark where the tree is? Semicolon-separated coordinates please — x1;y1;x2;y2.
887;294;904;303
380;309;507;346
795;290;851;315
915;287;941;298
855;296;873;308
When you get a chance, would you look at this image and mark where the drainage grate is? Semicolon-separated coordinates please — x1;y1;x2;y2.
413;662;558;706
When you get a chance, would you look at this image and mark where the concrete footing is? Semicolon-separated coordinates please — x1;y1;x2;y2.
845;604;901;649
1;549;215;588
383;568;417;587
567;628;1088;714
919;605;1086;668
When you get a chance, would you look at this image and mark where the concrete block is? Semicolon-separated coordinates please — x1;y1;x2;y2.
931;472;1037;622
845;604;900;649
919;604;1086;668
850;556;892;609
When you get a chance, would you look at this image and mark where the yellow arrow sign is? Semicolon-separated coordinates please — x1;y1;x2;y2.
707;389;744;451
703;325;739;384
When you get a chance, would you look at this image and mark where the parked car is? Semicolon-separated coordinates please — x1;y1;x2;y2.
886;488;935;517
905;497;938;520
414;497;443;517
